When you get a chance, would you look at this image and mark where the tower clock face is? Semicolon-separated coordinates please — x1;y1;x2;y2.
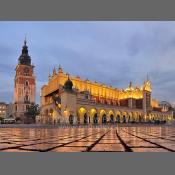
24;67;29;73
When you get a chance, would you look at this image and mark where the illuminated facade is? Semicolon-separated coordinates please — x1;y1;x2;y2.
0;102;8;119
40;66;173;124
13;38;36;121
0;103;14;119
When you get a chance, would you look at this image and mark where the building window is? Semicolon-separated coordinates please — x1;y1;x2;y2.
85;94;88;99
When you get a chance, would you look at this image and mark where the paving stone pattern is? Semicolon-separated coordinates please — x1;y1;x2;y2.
0;126;175;152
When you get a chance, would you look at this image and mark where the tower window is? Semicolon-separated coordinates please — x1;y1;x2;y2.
24;95;29;102
25;81;29;86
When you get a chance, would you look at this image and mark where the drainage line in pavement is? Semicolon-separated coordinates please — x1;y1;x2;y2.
28;131;107;152
116;129;133;152
121;128;174;152
129;128;175;142
86;130;111;152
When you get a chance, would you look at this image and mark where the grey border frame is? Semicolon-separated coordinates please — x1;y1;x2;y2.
0;153;174;175
1;0;175;20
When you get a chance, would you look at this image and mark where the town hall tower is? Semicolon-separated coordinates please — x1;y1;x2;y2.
13;38;36;121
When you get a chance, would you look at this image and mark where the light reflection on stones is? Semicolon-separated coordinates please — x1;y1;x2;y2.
0;126;175;152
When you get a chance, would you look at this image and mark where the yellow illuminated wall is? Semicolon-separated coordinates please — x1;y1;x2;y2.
151;99;159;108
41;67;152;105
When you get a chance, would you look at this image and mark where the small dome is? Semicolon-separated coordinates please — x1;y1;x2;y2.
159;101;172;107
64;76;73;90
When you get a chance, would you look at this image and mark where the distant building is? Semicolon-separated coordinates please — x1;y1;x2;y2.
0;102;8;119
13;38;36;122
0;103;15;120
173;110;175;119
6;103;14;118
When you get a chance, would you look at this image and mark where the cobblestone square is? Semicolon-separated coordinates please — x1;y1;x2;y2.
0;125;175;152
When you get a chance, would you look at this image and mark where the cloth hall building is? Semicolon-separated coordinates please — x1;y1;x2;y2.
40;66;173;124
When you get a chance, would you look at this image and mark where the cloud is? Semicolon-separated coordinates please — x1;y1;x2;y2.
0;21;175;105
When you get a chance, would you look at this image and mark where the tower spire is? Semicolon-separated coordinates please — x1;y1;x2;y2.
18;36;31;65
24;34;27;46
58;64;63;73
53;67;57;76
129;81;132;88
48;70;51;80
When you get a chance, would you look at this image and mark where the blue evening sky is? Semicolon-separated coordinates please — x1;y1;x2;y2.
0;21;175;105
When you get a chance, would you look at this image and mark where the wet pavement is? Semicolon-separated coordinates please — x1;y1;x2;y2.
0;125;175;152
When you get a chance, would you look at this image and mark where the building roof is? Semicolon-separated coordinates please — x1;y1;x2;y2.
18;37;31;66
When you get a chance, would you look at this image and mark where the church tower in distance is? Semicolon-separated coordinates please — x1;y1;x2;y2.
13;38;36;121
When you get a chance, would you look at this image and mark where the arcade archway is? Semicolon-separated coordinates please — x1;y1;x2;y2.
100;109;107;124
116;111;121;123
78;107;87;124
69;115;74;124
122;111;128;123
109;110;115;123
90;108;98;124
